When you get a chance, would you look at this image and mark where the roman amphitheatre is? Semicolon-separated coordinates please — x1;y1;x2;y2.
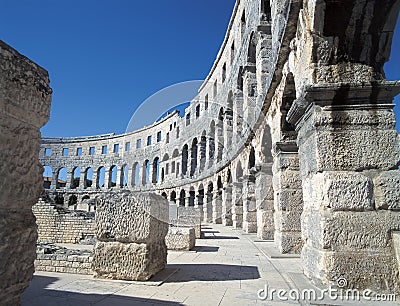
1;0;400;305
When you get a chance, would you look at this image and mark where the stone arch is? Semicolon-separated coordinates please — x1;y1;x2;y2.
84;167;93;188
261;0;271;22
190;138;198;176
236;160;243;181
189;187;195;207
198;184;205;206
260;125;273;163
161;192;167;199
152;157;160;184
200;131;207;171
281;72;296;137
170;191;177;203
56;167;67;189
43;165;52;189
97;166;105;188
120;164;129;187
217;108;224;162
248;147;256;170
162;153;169;162
142;160;150;185
247;32;256;65
131;162;140;187
68;194;77;207
179;189;186;207
225;91;234;149
182;144;189;176
208;121;216;167
108;165;117;188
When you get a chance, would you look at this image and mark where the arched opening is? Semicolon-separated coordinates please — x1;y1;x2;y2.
236;160;243;181
131;162;140;186
208;121;216;167
226;92;234;149
281;73;297;137
152;157;160;184
143;160;150;185
84;167;93;188
261;0;272;22
120;164;129;187
217;108;224;162
71;167;80;189
189;187;196;207
109;165;117;188
43;165;52;189
248;147;256;170
170;191;177;204
68;195;77;207
261;125;273;163
227;168;232;184
161;168;165;182
247;32;256;64
82;195;90;201
182;145;189;176
190;138;198;176
54;194;64;205
241;9;246;34
97;166;105;188
207;183;214;206
200;131;207;171
56;168;67;189
161;192;167;199
179;189;186;207
198;184;204;206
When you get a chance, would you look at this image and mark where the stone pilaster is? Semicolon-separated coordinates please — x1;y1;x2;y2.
292;83;400;292
204;190;213;223
231;182;243;229
233;91;244;144
212;190;222;224
242;174;257;233
242;66;257;135
272;142;303;253
255;163;274;240
222;185;233;226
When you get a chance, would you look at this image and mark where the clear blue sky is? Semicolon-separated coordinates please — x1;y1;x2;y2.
0;1;399;137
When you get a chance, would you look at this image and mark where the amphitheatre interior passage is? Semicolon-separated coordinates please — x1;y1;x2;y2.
3;0;400;304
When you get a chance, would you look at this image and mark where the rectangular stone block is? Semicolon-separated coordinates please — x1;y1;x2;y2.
374;170;400;210
165;227;195;251
92;241;166;281
95;192;169;243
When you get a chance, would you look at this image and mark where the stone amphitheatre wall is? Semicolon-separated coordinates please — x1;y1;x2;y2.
38;0;400;293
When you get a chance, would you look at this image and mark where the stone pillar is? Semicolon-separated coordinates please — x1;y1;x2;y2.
50;171;58;190
233;91;244;144
242;174;257;233
67;170;73;189
92;170;98;189
224;108;233;156
116;166;122;188
103;167;110;189
231;182;243;229
222;185;233;226
204;189;213;223
292;83;400;292
242;66;257;135
212;190;222;224
79;171;85;189
272;142;303;253
195;194;204;222
0;40;52;305
255;163;274;240
93;192;169;281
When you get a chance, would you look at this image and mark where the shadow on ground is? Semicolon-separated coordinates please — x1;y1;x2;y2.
22;275;183;306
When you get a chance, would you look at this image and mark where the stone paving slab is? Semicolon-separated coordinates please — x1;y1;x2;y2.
22;224;398;306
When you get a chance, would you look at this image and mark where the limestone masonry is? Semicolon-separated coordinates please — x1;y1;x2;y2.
1;0;400;303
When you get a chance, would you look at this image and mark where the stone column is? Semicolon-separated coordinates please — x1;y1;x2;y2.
242;174;257;233
233;91;244;144
222;185;233;226
0;40;52;305
231;181;243;229
67;170;74;189
116;166;122;188
92;170;98;189
212;189;222;224
79;171;85;189
292;83;400;292
272;142;303;253
255;163;274;240
103;167;110;189
242;66;257;136
50;171;58;190
195;194;204;222
204;189;213;223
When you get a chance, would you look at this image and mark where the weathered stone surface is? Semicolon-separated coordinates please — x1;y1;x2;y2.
0;40;51;305
171;206;201;239
95;192;169;243
165;227;196;251
93;192;168;281
93;241;166;281
374;170;400;210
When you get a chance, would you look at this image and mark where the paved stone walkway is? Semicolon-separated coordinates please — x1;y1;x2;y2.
22;225;398;305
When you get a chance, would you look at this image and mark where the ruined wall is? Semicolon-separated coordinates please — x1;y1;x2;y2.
0;40;52;305
33;199;95;244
